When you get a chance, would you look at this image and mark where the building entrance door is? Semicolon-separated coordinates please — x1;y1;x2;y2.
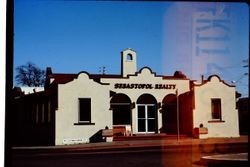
137;104;157;133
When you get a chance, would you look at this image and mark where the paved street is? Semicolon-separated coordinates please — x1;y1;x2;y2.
10;136;248;167
12;151;166;167
12;146;203;167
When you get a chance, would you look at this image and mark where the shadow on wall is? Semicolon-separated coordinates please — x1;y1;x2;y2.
89;130;106;143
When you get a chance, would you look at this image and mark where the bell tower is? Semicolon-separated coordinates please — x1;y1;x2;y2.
121;48;137;77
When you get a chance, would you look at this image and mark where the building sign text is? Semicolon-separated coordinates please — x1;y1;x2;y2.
114;83;176;89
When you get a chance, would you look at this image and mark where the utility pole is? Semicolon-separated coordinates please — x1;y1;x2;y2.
176;89;180;142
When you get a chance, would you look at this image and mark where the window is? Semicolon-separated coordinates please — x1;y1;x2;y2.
137;104;157;133
211;98;221;120
79;98;91;123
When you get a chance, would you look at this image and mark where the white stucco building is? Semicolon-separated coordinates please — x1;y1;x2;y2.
13;48;240;146
192;76;239;138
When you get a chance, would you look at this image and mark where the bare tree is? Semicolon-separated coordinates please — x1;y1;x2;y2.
15;62;45;87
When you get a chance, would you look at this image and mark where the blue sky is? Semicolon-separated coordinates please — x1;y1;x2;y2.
14;1;249;97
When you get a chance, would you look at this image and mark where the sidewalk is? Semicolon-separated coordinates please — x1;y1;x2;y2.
201;153;248;167
12;135;248;153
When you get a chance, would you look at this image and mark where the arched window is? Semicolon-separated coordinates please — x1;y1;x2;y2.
110;93;132;125
110;93;131;105
162;94;176;105
137;94;157;104
161;94;177;134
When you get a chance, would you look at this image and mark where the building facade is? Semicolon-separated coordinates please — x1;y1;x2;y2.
13;48;240;146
